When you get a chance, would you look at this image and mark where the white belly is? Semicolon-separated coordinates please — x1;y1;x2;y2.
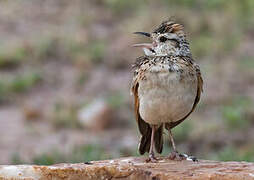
138;68;197;125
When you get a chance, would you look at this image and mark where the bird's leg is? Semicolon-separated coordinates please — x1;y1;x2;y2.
168;130;185;161
169;130;177;152
168;130;197;162
147;125;157;162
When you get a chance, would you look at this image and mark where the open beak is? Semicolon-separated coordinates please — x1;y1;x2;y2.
133;31;156;55
132;31;153;48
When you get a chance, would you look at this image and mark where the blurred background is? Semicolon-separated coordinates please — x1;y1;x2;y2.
0;0;254;165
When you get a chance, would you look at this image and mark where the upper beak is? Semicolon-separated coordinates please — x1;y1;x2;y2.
133;32;151;37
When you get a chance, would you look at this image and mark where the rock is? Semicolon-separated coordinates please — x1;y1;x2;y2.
22;101;43;121
1;157;254;180
77;99;113;131
23;106;42;121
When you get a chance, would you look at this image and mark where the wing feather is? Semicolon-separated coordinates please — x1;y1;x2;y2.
165;60;203;130
131;75;153;154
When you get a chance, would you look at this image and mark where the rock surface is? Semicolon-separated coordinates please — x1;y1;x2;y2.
1;157;254;180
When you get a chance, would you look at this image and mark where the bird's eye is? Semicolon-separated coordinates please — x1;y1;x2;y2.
159;36;167;42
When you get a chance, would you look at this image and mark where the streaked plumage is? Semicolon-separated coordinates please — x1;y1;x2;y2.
131;20;203;161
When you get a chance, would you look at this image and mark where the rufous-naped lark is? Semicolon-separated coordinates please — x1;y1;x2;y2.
131;20;203;162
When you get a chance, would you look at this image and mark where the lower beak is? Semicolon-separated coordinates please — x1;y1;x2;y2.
132;43;153;49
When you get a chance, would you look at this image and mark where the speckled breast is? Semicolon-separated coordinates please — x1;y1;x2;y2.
138;60;197;125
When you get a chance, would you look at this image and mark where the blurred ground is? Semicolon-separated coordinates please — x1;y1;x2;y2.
0;0;254;165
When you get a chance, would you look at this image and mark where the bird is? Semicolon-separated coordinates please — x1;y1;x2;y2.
131;20;203;162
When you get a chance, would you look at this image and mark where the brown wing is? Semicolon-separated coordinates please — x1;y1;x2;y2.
131;75;151;154
131;62;163;154
131;56;152;138
165;64;203;130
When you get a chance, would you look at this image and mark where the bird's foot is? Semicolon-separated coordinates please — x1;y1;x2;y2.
84;161;93;165
168;151;198;162
146;153;158;163
168;151;185;161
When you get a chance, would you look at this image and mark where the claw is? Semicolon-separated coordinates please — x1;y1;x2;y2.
168;151;198;161
146;153;158;163
146;156;158;163
168;151;184;161
187;155;198;162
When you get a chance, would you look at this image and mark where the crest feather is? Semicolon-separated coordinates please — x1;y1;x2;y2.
153;19;184;34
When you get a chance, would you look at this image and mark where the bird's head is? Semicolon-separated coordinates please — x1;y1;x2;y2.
133;20;191;57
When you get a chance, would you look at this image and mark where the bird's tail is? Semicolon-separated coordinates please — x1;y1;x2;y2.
138;124;163;155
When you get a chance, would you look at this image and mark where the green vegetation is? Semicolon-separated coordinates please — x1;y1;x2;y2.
238;56;254;70
11;153;26;165
211;146;254;162
9;73;41;93
32;37;59;60
0;72;41;100
51;102;81;129
191;35;213;58
70;144;111;163
105;0;145;16
172;121;192;142
107;92;125;109
62;38;106;65
222;97;252;130
0;46;28;69
86;41;106;63
12;144;111;165
165;0;254;12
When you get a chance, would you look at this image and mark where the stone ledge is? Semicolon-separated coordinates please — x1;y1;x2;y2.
1;157;254;180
